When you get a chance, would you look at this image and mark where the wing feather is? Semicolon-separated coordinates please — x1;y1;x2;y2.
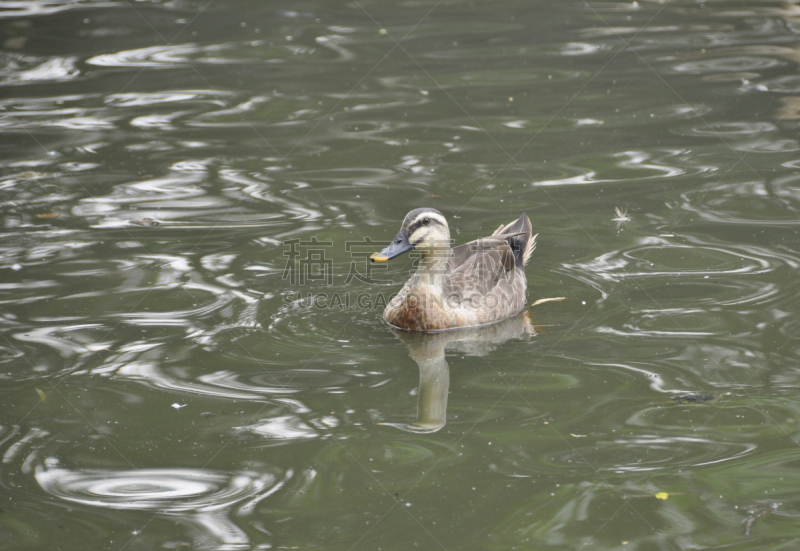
492;214;534;266
445;238;517;300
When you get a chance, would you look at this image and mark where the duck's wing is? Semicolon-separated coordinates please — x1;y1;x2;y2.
445;237;517;299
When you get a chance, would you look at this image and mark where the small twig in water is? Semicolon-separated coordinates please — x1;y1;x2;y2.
741;501;781;536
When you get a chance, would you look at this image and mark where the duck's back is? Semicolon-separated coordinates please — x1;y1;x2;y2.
443;237;527;325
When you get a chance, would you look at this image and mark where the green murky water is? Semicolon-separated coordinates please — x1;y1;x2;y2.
2;1;800;549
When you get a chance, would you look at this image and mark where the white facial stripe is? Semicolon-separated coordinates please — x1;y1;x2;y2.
411;212;447;228
409;225;449;246
409;228;426;244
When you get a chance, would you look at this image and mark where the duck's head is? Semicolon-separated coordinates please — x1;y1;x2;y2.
370;208;451;262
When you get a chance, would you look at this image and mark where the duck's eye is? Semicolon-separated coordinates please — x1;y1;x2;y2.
422;217;430;225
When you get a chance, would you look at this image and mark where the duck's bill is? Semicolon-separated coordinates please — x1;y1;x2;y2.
370;231;412;262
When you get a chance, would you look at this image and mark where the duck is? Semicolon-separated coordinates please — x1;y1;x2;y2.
370;208;536;331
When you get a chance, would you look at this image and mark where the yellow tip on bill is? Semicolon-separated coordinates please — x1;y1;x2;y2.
370;253;389;261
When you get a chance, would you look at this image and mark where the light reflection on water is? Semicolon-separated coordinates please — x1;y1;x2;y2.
2;0;800;548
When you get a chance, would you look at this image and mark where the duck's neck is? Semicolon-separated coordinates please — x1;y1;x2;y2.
414;243;450;291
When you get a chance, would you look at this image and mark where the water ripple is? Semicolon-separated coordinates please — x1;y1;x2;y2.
603;435;758;472
87;43;241;68
0;0;119;17
0;54;79;86
36;457;280;511
36;457;287;550
105;90;235;107
561;236;779;294
673;55;784;74
675;121;777;137
533;148;717;187
678;180;800;225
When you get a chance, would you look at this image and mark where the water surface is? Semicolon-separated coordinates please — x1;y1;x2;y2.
2;0;800;549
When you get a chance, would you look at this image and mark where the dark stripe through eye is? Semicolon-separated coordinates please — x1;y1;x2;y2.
408;214;441;236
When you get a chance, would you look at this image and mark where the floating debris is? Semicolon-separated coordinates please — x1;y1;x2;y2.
672;393;715;404
671;392;731;405
531;297;566;307
740;501;780;536
612;206;630;230
612;206;630;221
37;213;58;219
624;491;682;499
36;388;47;403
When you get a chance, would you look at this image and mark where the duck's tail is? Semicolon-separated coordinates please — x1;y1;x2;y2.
492;213;536;267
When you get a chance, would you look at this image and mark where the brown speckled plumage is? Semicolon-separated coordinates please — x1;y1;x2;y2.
376;209;536;332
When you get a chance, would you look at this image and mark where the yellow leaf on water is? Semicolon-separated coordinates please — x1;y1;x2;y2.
36;388;46;403
531;297;566;307
655;492;669;500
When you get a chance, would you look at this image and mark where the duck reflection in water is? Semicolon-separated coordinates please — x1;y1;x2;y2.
380;312;536;433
